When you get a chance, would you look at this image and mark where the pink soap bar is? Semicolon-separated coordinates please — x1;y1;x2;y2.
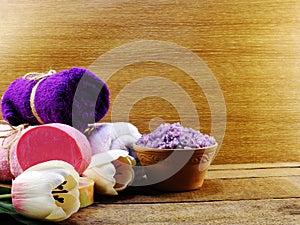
10;123;92;177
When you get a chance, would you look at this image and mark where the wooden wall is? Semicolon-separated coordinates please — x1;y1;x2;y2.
0;0;299;164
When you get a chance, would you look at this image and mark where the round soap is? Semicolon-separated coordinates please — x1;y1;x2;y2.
10;123;92;177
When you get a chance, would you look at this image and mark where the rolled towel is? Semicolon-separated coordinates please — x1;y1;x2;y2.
85;122;141;159
1;67;110;132
0;124;18;181
0;149;12;181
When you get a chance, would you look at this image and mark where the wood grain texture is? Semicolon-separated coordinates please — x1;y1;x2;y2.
60;199;300;225
207;168;300;179
92;165;300;204
94;177;300;204
0;0;299;164
209;162;300;170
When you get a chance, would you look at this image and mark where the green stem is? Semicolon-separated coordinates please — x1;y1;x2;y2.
0;194;12;199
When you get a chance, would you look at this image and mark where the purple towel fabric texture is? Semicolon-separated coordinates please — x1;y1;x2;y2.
1;67;110;132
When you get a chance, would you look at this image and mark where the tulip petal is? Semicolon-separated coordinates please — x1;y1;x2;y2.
54;189;80;219
26;160;78;179
12;171;65;196
12;170;65;220
56;173;78;192
83;164;117;195
89;150;132;167
113;158;135;191
16;170;70;190
45;206;67;221
94;163;116;182
13;194;56;219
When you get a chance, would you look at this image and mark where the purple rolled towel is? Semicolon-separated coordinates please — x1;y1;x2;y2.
1;67;110;132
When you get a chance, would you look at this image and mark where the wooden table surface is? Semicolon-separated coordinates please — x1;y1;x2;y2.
59;162;300;225
1;162;299;224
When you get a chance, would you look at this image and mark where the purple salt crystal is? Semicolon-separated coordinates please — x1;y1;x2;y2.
136;122;216;149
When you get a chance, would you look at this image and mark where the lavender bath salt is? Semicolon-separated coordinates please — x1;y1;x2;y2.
136;123;216;149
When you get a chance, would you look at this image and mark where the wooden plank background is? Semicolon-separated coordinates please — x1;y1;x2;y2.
0;0;299;164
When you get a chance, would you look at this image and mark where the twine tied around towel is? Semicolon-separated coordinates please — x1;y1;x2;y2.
23;69;56;81
23;70;57;124
0;120;29;173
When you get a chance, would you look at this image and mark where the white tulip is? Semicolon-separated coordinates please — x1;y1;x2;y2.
83;150;136;195
12;160;80;222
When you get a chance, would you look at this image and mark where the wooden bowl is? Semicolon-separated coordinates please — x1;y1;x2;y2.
133;143;218;191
